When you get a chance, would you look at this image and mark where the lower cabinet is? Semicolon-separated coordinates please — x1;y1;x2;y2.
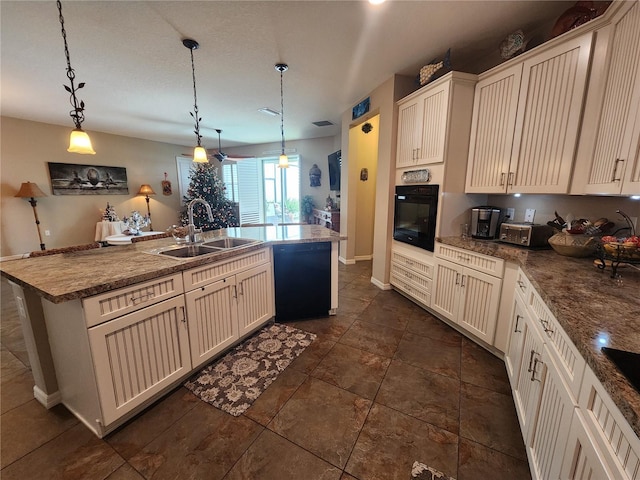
432;257;502;345
88;296;191;426
390;245;434;307
505;292;528;387
185;262;274;369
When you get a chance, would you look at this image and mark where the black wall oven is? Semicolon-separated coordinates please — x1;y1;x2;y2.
393;184;439;251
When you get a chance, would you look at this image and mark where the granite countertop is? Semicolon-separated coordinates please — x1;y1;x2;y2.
0;225;344;304
438;236;640;439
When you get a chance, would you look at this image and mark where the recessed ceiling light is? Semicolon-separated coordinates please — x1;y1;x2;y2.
258;107;280;116
369;0;385;4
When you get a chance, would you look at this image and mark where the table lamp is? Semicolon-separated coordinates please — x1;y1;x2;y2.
137;184;156;230
15;181;47;250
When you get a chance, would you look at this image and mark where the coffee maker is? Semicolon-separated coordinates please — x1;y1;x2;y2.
471;206;503;239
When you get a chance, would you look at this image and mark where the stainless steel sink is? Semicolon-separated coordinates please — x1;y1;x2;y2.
202;237;259;249
159;245;220;258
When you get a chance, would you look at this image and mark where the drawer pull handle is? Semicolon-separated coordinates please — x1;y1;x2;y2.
540;318;554;335
517;280;526;290
527;349;536;372
130;291;155;305
531;358;543;382
514;314;522;333
612;158;624;182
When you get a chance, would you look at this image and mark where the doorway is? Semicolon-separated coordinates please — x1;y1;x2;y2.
348;115;379;260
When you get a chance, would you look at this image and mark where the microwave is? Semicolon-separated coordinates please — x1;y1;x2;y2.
393;185;439;252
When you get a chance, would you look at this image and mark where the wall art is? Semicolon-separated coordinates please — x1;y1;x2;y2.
47;162;129;195
352;97;370;120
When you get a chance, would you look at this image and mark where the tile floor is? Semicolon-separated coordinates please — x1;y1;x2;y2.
1;260;531;479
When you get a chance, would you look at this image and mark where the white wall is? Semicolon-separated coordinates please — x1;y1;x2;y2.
1;117;187;257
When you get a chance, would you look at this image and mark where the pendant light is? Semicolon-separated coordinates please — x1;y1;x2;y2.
56;0;95;154
275;63;289;168
183;39;208;163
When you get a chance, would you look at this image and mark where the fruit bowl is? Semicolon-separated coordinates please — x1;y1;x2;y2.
548;233;597;257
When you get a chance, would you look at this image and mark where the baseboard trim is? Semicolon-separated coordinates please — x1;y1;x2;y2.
371;277;392;290
1;253;30;262
33;386;62;409
339;256;355;265
354;254;373;261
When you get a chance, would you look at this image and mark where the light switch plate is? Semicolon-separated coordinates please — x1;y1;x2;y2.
524;208;536;223
506;208;515;221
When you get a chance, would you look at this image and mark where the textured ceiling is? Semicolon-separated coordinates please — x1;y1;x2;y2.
1;1;574;150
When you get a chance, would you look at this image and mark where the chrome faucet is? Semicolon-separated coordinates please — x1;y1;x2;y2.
187;198;214;243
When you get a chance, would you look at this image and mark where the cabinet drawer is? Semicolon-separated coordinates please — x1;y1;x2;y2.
390;262;433;295
83;273;184;327
390;272;431;307
434;243;504;278
528;288;585;400
578;366;640;480
183;247;271;291
391;250;433;279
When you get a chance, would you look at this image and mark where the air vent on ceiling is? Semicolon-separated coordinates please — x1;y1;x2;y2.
312;120;334;127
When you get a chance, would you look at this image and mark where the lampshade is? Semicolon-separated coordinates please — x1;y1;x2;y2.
15;182;47;198
279;153;289;169
193;146;209;163
137;184;156;196
67;128;96;155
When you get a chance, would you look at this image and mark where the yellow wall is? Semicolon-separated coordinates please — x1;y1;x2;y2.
1;117;187;257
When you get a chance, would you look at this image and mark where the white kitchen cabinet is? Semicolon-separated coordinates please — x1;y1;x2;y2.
466;32;593;194
431;256;502;345
390;245;434;307
396;72;476;169
527;345;576;480
88;296;191;426
572;1;640;195
505;292;529;387
560;409;616;480
512;311;547;443
396;80;451;167
184;250;274;369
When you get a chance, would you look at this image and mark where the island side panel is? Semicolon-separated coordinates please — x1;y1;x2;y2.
9;281;60;407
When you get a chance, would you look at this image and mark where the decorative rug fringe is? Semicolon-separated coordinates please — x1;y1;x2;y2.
411;461;456;480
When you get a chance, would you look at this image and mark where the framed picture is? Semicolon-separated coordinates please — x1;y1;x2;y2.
47;162;129;195
352;97;370;120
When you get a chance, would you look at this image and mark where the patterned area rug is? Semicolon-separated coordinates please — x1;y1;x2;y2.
184;323;316;416
411;461;456;480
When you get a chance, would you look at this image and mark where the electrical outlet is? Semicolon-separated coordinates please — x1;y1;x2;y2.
45;230;51;236
524;208;536;223
506;208;515;221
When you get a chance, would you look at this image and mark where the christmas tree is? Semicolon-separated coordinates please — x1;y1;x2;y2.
180;163;238;230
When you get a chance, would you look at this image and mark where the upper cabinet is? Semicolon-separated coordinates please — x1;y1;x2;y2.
571;1;640;195
396;72;477;169
466;33;593;194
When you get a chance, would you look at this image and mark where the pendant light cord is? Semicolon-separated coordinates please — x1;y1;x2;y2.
278;65;287;155
57;0;86;130
189;46;203;147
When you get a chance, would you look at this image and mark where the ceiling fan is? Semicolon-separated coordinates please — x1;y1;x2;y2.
208;129;255;163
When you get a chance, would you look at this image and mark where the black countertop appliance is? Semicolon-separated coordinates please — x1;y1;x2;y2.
471;206;503;239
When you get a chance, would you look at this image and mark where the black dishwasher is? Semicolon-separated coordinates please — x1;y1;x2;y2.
273;242;331;321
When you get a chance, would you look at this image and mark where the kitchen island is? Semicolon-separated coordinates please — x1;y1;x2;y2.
0;225;343;437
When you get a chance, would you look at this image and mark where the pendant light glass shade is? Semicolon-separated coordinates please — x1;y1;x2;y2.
67;128;96;154
193;146;208;163
279;153;289;168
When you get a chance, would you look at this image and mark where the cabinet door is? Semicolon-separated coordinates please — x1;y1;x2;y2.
510;33;592;194
431;259;462;322
579;2;640;195
457;267;501;344
88;296;191;426
512;313;546;443
528;345;576;480
396;99;421;168
465;63;522;193
505;293;528;388
185;277;239;369
560;410;614;480
236;263;274;337
416;81;450;165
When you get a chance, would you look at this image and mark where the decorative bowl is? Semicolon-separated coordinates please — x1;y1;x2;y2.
548;233;597;257
167;225;189;244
